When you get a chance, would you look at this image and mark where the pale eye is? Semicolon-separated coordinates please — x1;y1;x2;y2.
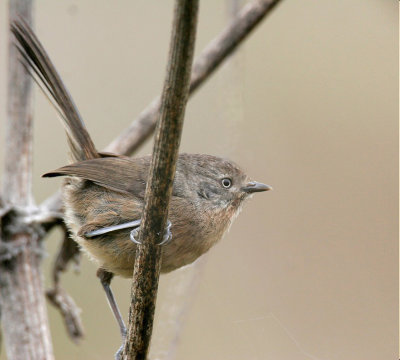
221;178;232;188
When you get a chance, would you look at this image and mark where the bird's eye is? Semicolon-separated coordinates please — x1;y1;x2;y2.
221;178;232;188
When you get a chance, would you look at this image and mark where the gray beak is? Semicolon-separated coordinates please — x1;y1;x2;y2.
242;181;272;193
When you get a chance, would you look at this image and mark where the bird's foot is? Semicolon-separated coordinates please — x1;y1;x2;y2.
130;220;172;246
114;339;125;360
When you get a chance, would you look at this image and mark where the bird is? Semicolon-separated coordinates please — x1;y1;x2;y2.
11;18;271;354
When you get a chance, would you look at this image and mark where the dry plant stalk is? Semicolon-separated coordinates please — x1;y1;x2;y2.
0;1;54;359
121;0;198;358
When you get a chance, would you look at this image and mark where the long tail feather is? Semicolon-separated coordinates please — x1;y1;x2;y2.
11;18;99;161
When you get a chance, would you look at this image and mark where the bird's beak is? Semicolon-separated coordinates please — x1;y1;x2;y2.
242;181;272;193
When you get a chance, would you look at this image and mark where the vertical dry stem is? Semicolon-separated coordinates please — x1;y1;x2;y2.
122;1;199;359
0;1;54;359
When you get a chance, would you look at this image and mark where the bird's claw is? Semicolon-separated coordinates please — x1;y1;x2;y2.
130;220;172;246
129;228;141;245
114;342;124;360
159;220;172;245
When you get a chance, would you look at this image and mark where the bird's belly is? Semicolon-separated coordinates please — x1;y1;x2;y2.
74;231;138;278
72;230;218;278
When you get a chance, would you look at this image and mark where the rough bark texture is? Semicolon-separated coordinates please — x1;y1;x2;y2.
121;1;198;359
0;1;54;359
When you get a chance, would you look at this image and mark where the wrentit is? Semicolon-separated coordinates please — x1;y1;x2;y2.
12;19;271;346
47;153;270;276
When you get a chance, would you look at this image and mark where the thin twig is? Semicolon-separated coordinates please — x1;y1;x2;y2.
46;224;83;342
0;2;54;359
122;1;198;359
46;287;84;343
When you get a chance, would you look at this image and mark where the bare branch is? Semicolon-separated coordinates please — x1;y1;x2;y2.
122;1;198;359
0;2;54;359
46;286;84;343
2;19;34;205
39;190;63;229
46;224;83;342
149;2;250;357
189;0;281;93
106;0;283;156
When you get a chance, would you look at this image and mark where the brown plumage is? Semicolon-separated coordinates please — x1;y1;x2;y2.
45;153;258;276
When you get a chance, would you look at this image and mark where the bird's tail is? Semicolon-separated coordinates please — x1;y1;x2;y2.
11;18;99;162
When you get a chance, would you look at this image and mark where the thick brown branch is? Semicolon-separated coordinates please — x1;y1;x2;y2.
0;2;54;359
121;1;198;359
3;18;33;205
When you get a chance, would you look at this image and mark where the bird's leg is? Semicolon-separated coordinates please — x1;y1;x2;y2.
130;219;172;245
96;269;126;360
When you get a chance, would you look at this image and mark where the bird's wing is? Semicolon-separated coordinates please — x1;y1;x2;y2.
43;156;150;196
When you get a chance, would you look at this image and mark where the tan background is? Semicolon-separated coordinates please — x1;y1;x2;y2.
0;1;398;359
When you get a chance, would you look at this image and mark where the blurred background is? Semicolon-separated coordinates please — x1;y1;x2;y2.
0;1;397;359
